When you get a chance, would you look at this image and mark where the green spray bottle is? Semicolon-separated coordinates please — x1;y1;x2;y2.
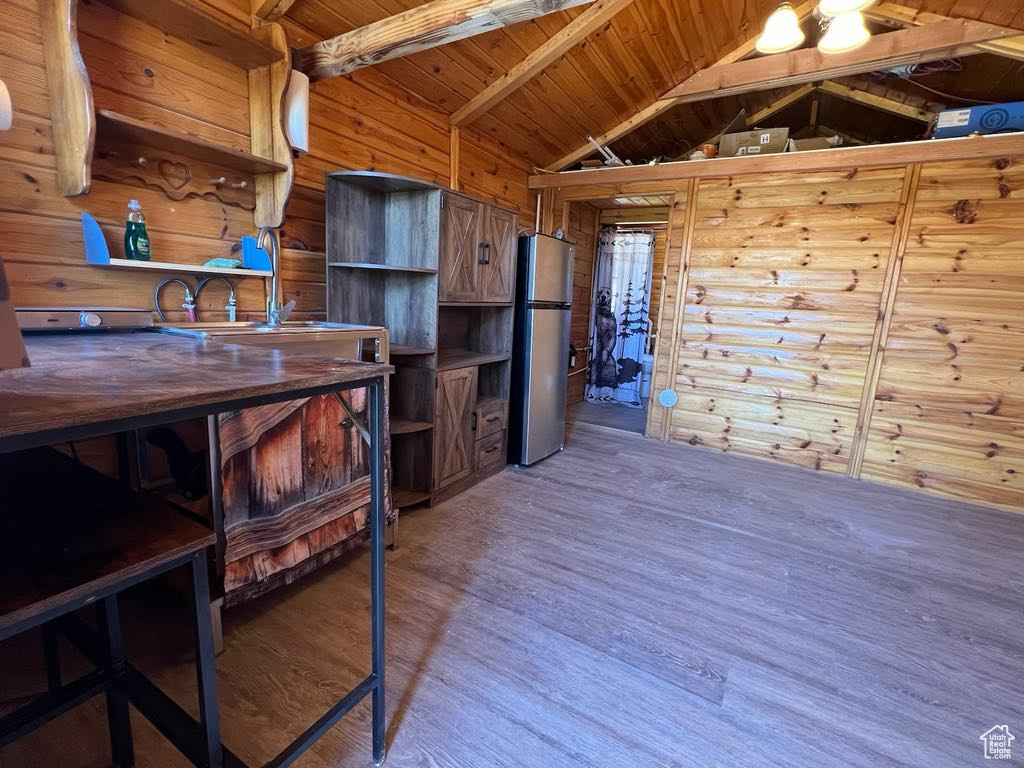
124;199;151;261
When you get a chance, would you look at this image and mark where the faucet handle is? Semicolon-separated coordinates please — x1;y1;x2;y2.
272;299;297;324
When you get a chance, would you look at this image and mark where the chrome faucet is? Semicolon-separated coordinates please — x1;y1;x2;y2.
196;276;237;322
257;226;295;325
154;278;197;323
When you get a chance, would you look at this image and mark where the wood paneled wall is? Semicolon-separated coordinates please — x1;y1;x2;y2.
859;158;1023;511
671;167;907;475
546;153;1023;514
2;0;532;324
566;202;599;404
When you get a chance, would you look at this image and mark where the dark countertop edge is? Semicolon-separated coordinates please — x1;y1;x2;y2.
0;332;394;452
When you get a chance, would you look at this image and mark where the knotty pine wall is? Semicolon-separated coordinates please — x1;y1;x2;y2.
1;0;533;323
640;158;1022;513
546;154;1022;514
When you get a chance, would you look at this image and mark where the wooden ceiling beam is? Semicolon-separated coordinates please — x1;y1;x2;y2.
747;84;817;126
252;0;297;22
296;0;597;82
451;0;635;126
543;0;819;171
865;2;1024;62
817;80;937;123
661;19;1018;103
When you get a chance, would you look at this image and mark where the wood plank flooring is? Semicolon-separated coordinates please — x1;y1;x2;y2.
3;422;1024;767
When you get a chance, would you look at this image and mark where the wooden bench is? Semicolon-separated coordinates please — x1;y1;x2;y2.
0;447;221;767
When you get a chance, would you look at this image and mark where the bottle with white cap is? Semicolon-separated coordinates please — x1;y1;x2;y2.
124;199;151;261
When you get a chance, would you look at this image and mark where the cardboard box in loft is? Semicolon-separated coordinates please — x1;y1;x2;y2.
719;127;790;158
787;137;835;152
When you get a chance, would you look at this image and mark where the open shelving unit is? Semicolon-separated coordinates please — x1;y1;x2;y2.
326;171;518;510
325;173;443;509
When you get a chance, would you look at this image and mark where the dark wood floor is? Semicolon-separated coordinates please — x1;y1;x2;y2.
567;400;648;434
3;423;1024;767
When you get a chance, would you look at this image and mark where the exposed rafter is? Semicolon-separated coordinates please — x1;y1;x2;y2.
661;19;1017;103
865;2;1024;62
543;0;819;171
451;0;635;127
296;0;597;82
747;84;817;126
817;80;937;123
251;0;297;22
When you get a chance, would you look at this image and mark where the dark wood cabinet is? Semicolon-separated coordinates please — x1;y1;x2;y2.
439;193;482;302
326;172;517;509
440;193;517;304
433;366;477;490
481;206;517;303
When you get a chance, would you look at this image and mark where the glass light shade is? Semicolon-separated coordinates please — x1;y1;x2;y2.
756;3;806;54
818;11;871;54
817;0;876;15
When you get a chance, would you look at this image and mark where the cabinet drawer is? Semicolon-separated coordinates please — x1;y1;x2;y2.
475;430;506;471
475;398;508;439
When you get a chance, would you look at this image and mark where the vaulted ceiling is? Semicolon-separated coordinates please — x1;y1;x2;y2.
277;0;1024;168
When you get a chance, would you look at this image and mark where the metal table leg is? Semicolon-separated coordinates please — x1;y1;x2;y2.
369;379;387;766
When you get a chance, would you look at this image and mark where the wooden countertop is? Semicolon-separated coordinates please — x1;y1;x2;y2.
0;332;392;452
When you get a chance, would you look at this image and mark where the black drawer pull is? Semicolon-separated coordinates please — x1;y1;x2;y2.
484;446;499;454
486;415;500;423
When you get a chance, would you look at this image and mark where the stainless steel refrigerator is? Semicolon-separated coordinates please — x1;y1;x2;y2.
508;234;575;466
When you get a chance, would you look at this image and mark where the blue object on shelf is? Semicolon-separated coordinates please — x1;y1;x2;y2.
81;213;274;274
82;212;112;265
241;236;273;271
933;101;1024;139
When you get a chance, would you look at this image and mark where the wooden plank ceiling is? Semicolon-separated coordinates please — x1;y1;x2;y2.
279;0;1024;168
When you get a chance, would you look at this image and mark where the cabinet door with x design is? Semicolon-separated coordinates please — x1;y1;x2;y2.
439;193;482;302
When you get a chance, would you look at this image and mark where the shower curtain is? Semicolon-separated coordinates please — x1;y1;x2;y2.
585;226;654;407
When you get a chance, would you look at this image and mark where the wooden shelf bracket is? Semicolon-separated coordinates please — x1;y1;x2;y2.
39;0;95;197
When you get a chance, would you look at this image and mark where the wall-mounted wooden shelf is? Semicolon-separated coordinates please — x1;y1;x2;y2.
97;110;287;175
93;0;281;70
39;1;294;227
93;258;273;278
437;350;512;371
81;213;274;279
328;262;438;274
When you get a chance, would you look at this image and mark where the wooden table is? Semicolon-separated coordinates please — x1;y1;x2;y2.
0;331;393;768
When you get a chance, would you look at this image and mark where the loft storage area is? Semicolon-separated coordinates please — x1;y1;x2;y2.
2;1;1023;767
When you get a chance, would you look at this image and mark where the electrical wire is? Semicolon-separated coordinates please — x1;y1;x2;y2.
899;77;998;106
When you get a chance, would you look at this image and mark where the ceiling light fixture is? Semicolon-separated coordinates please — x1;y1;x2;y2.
756;2;806;55
817;0;876;15
818;11;871;54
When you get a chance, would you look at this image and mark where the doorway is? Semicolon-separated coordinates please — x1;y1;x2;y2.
563;201;669;436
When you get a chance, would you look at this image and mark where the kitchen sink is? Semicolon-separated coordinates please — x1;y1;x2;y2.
154;320;380;338
154;321;387;362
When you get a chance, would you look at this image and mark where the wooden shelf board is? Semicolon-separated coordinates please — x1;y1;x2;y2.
437;350;512;371
94;0;281;69
96;110;287;175
96;258;272;278
392;487;431;509
439;301;514;308
390;419;433;434
390;345;436;356
328;262;438;274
